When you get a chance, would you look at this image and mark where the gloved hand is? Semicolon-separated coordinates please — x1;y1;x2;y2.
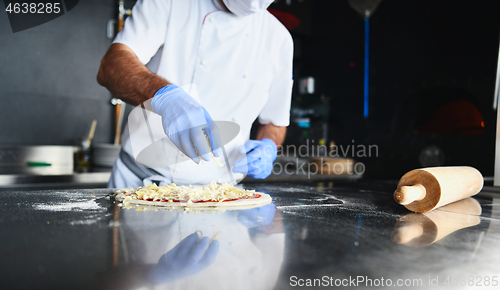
237;203;276;228
233;138;277;179
148;231;220;284
151;85;221;164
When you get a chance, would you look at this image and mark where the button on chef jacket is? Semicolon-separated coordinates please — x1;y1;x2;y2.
110;0;293;187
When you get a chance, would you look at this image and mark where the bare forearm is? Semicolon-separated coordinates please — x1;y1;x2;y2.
256;123;286;146
97;43;170;106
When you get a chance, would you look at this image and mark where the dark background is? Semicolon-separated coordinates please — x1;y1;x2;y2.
271;0;500;178
1;0;499;179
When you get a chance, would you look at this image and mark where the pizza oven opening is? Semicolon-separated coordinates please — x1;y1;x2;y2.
417;100;484;135
390;87;488;168
398;87;485;136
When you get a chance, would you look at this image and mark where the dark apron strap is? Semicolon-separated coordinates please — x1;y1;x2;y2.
119;149;164;183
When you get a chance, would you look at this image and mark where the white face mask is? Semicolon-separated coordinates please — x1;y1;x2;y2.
221;0;274;17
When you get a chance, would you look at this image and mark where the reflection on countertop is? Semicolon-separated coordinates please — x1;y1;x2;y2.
392;198;482;247
98;203;283;290
1;182;500;289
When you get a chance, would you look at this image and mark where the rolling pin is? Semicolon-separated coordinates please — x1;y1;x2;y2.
392;198;481;247
394;166;483;213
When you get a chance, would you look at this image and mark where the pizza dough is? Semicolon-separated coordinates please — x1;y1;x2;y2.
113;181;272;210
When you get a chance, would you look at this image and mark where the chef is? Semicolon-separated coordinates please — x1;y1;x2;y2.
97;0;293;187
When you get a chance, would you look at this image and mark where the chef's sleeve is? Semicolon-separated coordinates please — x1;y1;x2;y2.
112;0;170;65
257;33;294;127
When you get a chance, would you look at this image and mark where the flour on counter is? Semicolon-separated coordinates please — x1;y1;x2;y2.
277;195;345;210
277;203;344;210
33;198;103;212
69;218;100;225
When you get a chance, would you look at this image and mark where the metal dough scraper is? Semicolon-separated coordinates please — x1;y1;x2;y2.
220;144;236;185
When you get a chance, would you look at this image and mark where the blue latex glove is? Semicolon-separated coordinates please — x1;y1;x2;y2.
148;231;220;284
233;138;277;179
151;85;221;164
237;203;276;228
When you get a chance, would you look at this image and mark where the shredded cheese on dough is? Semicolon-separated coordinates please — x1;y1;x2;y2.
114;181;258;203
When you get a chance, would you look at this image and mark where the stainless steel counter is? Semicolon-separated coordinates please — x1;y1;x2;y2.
0;171;111;190
1;183;499;289
0;145;112;189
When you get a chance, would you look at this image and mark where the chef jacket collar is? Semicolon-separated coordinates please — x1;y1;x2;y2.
213;0;228;11
221;0;274;17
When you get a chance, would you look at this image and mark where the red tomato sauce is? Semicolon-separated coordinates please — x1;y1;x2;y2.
142;193;261;203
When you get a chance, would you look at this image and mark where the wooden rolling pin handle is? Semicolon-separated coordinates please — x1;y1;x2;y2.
394;184;427;205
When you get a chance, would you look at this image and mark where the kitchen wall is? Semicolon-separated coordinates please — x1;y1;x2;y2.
0;0;117;145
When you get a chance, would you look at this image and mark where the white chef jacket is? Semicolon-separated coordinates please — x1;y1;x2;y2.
109;0;293;187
